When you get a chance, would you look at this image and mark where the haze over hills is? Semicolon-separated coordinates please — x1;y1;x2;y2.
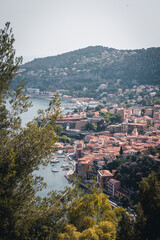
15;46;160;98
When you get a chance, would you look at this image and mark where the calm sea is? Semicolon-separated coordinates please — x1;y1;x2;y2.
21;97;71;127
20;97;72;197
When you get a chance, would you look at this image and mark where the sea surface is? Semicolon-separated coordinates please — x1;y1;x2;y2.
21;97;72;127
20;97;72;197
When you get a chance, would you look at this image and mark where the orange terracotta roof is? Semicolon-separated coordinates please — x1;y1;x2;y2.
109;178;120;183
98;170;113;177
112;170;117;175
79;161;89;165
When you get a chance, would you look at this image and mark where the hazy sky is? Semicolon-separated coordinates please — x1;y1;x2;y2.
0;0;160;63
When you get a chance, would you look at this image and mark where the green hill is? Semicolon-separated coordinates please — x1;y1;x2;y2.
14;46;160;97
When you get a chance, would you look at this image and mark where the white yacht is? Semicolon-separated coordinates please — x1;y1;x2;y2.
50;158;59;163
51;168;59;172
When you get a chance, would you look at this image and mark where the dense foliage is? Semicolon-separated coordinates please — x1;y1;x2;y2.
107;156;125;172
100;112;122;125
117;169;160;240
134;169;160;240
58;189;124;240
85;120;106;132
0;22;62;240
114;154;158;192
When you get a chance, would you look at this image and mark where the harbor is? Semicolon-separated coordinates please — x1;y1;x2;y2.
19;97;75;197
35;152;75;197
50;152;75;179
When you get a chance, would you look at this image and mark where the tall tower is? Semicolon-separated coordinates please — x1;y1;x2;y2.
132;127;138;136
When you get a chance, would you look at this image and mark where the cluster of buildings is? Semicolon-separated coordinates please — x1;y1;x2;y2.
26;88;101;109
57;103;160;199
57;104;160;134
108;105;160;132
26;88;55;99
100;84;159;105
73;129;160;198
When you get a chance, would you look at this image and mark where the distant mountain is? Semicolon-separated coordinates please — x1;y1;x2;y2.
14;46;160;97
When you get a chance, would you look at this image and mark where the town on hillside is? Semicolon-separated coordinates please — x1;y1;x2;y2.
26;87;160;209
45;92;160;209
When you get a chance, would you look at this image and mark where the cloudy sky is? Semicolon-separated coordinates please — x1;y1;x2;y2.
0;0;160;63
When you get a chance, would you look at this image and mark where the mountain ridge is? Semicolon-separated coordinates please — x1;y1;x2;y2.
15;46;160;97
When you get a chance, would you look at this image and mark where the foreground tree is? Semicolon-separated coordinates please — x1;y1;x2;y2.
116;211;135;240
116;169;160;240
134;169;160;240
59;188;125;240
0;22;63;239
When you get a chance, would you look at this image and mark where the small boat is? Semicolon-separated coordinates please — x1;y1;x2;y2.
61;164;70;168
63;167;70;171
51;168;59;172
50;163;55;166
50;158;59;163
63;159;69;162
57;150;63;154
57;155;65;158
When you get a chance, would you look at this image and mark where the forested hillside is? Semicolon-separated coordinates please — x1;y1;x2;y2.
14;46;160;97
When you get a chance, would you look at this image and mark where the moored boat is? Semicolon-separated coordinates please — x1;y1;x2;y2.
50;158;59;163
61;164;70;168
63;167;70;171
57;150;63;154
51;168;59;172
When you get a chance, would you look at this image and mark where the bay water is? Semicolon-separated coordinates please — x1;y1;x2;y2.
21;97;72;197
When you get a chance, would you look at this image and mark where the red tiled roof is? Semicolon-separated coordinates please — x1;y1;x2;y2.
79;161;89;165
112;170;117;175
109;178;120;183
98;170;113;177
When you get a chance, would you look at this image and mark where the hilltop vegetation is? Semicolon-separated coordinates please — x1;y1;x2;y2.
14;46;160;98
